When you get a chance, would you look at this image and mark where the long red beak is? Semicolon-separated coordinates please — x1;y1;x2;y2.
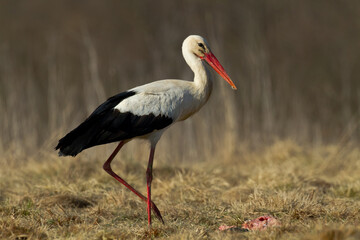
202;52;237;90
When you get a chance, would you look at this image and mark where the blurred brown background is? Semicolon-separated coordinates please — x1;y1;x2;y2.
0;0;359;160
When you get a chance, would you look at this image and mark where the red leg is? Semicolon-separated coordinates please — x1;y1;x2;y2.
146;146;156;227
103;141;164;224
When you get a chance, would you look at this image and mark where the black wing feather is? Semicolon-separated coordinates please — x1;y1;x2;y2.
55;91;173;157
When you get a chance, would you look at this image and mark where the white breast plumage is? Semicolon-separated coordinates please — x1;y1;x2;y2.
114;80;194;121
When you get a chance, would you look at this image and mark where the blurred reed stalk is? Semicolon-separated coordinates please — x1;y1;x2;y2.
0;0;359;161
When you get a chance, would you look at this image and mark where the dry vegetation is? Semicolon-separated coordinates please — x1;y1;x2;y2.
1;141;360;239
1;0;360;239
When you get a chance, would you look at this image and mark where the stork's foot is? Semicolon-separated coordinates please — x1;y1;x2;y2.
151;201;164;224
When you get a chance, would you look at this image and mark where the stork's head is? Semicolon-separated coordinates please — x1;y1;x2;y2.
182;35;237;90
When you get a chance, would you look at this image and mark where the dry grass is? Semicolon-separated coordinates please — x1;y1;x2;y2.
1;140;360;239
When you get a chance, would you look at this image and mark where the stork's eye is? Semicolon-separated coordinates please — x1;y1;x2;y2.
198;43;205;49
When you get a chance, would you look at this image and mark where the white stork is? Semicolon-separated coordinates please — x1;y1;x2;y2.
56;35;236;227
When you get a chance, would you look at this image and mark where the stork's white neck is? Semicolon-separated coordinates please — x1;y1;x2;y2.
182;45;213;103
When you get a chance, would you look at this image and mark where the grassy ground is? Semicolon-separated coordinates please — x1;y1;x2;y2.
1;140;360;239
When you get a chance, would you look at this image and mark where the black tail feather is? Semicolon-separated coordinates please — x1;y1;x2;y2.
55;91;136;157
55;119;100;156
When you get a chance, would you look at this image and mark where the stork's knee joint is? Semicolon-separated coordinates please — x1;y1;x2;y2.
146;170;153;184
103;162;111;172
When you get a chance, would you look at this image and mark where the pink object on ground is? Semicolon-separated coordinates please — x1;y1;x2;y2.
219;215;280;232
241;215;280;231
